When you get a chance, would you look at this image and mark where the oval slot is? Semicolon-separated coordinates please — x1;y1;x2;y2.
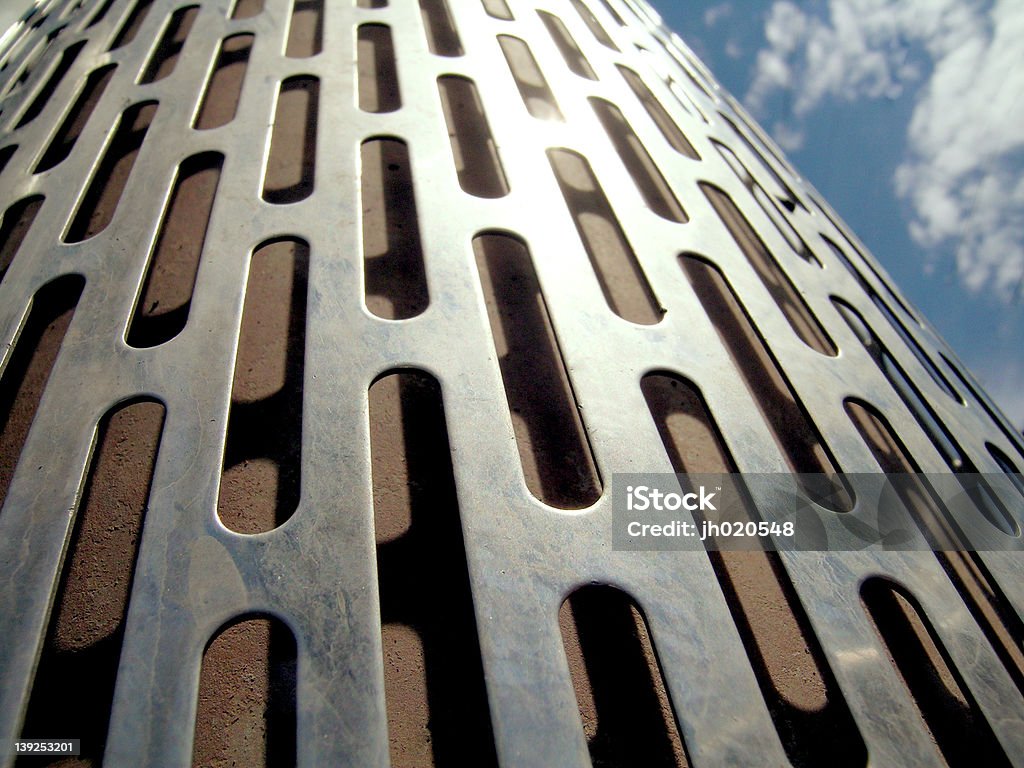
65;101;157;243
127;152;223;347
438;75;508;198
370;371;497;766
538;10;596;79
591;98;687;222
218;238;308;534
361;139;428;320
19;401;164;765
498;35;562;121
680;254;851;511
357;24;400;113
286;0;323;58
35;64;116;172
643;373;866;766
559;585;688;767
192;616;298;768
0;276;84;509
419;0;462;56
262;77;319;204
193;34;252;130
0;196;44;281
701;183;834;354
617;65;698;159
473;233;601;509
861;578;1011;768
547;147;662;325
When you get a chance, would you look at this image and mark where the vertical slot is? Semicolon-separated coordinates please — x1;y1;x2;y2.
871;290;960;402
621;0;655;27
10;43;43;95
86;0;117;28
108;0;155;50
590;98;687;222
538;11;595;80
845;398;973;551
683;70;717;111
547;148;661;324
127;152;222;347
0;145;16;179
481;0;512;20
820;236;874;293
617;65;698;159
570;0;617;50
718;112;801;210
988;443;1024;498
833;298;1016;536
285;0;323;58
716;141;810;260
731;107;794;181
827;296;946;466
824;237;960;402
437;76;508;198
661;43;714;102
18;400;164;765
642;372;866;767
834;297;960;466
0;196;44;281
498;35;563;121
370;371;497;768
847;399;1024;695
61;2;84;22
675;46;718;96
193;34;252;130
218;238;307;534
357;24;400;113
941;352;1024;455
559;585;688;767
861;579;1011;767
473;233;601;508
0;276;84;509
701;184;835;355
35;64;116;172
680;254;851;511
192;616;297;768
818;212;921;323
139;5;197;84
361;139;427;319
16;41;85;128
262;77;318;204
65;100;156;243
668;78;708;123
419;0;462;56
231;0;264;18
597;0;625;25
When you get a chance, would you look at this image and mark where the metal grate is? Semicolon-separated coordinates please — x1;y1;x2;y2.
1;0;1022;765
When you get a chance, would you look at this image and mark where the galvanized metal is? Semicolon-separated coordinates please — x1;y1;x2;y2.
0;0;1022;765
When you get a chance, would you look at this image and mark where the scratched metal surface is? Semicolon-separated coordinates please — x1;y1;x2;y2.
0;0;1022;765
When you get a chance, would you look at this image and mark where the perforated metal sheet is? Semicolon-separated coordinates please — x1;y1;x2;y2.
0;0;1022;766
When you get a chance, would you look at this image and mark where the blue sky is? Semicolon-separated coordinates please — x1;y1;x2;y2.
648;0;1024;431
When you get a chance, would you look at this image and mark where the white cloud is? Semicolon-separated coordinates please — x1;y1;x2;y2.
704;2;732;27
771;121;805;151
744;0;1024;302
971;351;1024;430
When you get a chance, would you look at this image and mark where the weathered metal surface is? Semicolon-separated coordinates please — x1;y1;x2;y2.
0;0;1021;765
